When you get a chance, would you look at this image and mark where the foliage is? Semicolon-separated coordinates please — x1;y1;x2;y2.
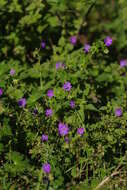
0;0;127;189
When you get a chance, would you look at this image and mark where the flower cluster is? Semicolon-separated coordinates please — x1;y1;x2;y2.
3;35;123;177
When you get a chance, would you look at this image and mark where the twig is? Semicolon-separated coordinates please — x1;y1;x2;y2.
93;171;120;190
93;141;127;190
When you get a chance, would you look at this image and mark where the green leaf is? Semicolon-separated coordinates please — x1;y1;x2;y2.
27;89;42;105
96;73;113;82
85;104;98;111
7;87;24;100
71;167;77;178
47;16;59;27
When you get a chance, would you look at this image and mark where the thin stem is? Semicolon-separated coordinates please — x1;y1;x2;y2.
75;110;85;128
36;48;43;90
35;168;43;190
46;180;50;190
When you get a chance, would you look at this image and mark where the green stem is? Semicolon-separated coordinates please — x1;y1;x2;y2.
40;71;43;90
75;110;85;127
36;169;43;190
38;58;43;90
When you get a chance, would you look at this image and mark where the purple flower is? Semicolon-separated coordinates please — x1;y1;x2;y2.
0;88;3;97
58;122;69;136
47;89;54;98
41;41;46;49
63;82;72;91
33;108;38;115
41;134;48;142
104;36;112;46
56;62;65;70
45;108;53;117
18;98;26;108
84;44;91;53
42;163;51;174
70;100;75;108
70;36;77;45
77;127;85;136
120;60;127;68
115;108;122;117
10;69;15;76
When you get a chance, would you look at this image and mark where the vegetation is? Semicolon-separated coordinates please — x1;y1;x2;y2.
0;0;127;189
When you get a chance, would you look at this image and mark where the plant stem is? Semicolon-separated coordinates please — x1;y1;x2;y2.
46;180;50;190
36;169;43;190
